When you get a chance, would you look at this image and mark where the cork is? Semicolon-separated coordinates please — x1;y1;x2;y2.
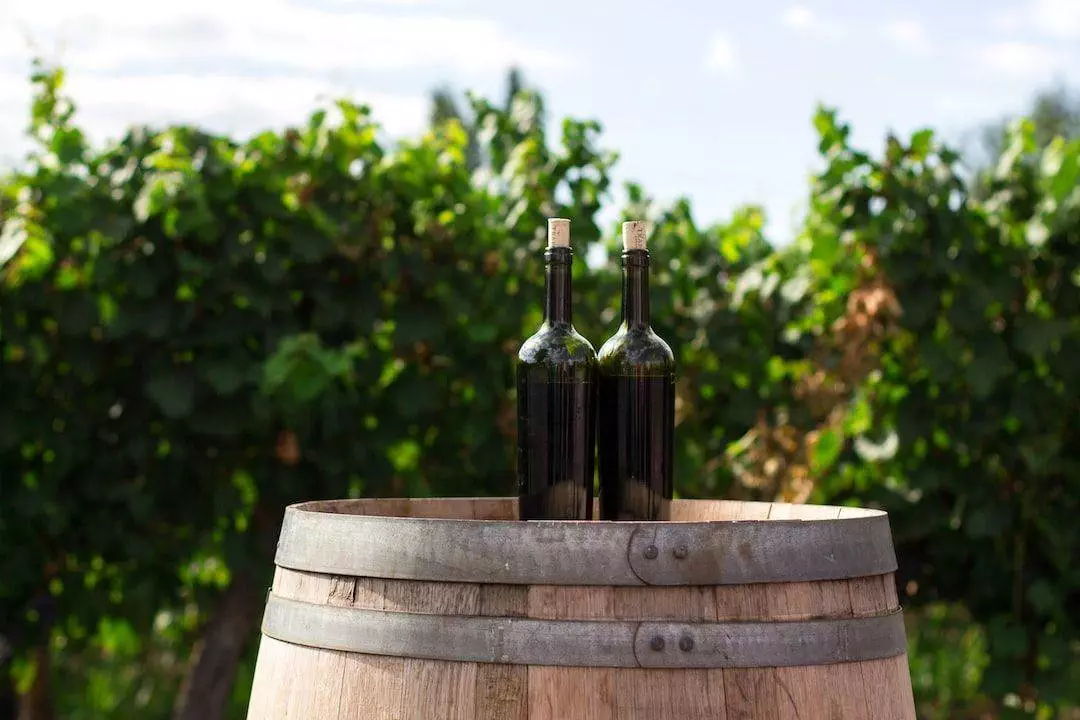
547;218;571;248
622;220;648;251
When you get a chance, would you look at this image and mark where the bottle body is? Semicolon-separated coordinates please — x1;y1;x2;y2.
516;243;597;520
516;350;596;520
597;245;675;521
597;368;674;520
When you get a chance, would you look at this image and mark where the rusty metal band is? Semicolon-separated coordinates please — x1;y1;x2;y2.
274;503;897;586
262;593;907;668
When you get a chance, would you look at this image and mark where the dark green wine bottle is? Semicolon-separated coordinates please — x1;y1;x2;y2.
597;221;675;521
516;218;598;520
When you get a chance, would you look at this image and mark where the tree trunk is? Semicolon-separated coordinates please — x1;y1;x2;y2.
16;645;53;720
171;572;261;720
0;636;16;720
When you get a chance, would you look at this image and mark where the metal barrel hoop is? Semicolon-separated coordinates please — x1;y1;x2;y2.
261;593;908;669
274;501;898;587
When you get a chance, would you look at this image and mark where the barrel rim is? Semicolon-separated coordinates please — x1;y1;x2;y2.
273;498;897;586
284;496;888;521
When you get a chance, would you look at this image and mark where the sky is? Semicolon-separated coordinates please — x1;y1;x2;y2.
1;0;1079;243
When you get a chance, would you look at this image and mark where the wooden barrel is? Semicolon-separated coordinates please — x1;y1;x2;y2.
246;498;915;719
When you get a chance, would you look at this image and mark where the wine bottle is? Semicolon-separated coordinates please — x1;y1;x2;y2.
516;218;598;520
597;221;676;521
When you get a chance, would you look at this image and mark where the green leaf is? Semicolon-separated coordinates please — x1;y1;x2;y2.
0;216;28;268
809;232;840;267
1040;136;1065;178
201;359;249;395
144;373;195;419
1026;580;1060;617
902;288;939;330
964;504;1009;538
987;617;1028;659
58;297;97;335
731;266;763;306
846;394;873;435
133;171;183;222
1041;138;1080;206
466;322;498;343
778;273;811;305
811;428;844;475
0;217;53;282
995;119;1035;179
387;439;421;472
966;335;1012;399
910;128;934;158
919;337;959;382
1024;219;1049;248
1015;317;1070;357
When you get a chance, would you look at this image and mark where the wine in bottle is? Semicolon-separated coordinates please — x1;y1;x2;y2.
516;218;598;520
597;221;676;521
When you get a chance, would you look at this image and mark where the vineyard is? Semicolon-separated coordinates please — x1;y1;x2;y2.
1;63;1079;718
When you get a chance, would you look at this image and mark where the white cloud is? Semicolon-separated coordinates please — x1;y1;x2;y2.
782;5;816;30
1031;0;1080;38
705;34;738;74
935;95;975;117
934;93;1012;121
990;9;1023;32
980;41;1065;76
0;0;572;154
3;0;572;74
0;69;429;160
995;0;1080;38
780;5;845;37
883;19;930;52
76;74;428;136
342;0;438;5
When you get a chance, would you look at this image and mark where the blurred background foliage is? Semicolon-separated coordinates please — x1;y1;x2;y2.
1;61;1079;719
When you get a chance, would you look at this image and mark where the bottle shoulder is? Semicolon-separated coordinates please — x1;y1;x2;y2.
597;326;675;375
518;324;598;367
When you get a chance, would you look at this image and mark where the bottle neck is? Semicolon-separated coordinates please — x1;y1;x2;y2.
544;247;573;326
621;249;650;330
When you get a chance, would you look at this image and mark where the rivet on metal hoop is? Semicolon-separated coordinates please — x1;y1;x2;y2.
650;636;666;652
643;545;659;560
673;544;689;559
679;635;695;652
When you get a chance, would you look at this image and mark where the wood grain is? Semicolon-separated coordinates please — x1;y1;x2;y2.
767;543;865;720
398;574;479;719
527;585;616;720
612;585;725;719
715;500;779;720
849;573;917;720
476;586;529;720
